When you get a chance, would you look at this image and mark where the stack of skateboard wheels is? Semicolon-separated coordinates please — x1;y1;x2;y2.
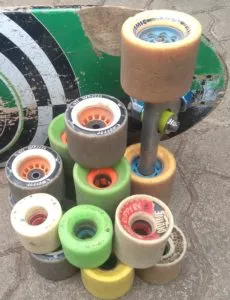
5;8;202;300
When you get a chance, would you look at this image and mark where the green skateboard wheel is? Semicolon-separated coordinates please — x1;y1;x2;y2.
73;158;131;218
48;113;74;177
65;94;128;168
58;205;113;269
5;145;65;205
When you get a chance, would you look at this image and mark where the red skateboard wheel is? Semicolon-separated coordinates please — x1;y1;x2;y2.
114;194;174;268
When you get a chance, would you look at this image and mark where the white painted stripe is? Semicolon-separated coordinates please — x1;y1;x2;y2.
30;106;53;145
0;13;66;106
0;52;36;108
0;53;52;147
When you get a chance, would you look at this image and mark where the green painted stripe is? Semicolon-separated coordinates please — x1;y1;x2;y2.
33;8;226;97
33;8;126;99
0;72;24;154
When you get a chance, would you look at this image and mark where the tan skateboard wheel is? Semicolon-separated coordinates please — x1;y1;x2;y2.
30;248;77;281
124;143;176;204
81;254;134;299
5;145;65;205
137;226;187;284
10;193;62;254
65;94;128;168
121;10;202;103
114;194;174;268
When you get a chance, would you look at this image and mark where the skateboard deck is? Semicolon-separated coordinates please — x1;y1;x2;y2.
0;5;227;166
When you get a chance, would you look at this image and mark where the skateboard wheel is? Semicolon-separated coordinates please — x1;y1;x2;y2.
8;192;16;208
10;193;62;254
30;248;77;281
58;205;113;268
5;145;65;205
124;143;176;204
81;254;134;300
65;94;128;168
137;226;187;284
48;113;74;177
114;194;174;268
73;158;130;218
121;10;202;103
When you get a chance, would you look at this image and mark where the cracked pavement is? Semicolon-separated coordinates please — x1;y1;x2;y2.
1;0;230;299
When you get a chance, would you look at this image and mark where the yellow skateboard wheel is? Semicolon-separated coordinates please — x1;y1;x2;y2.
124;143;176;204
137;226;187;284
81;254;134;300
10;193;62;254
121;10;202;103
114;194;174;268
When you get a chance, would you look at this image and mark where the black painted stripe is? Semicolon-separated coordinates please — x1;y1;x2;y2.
0;32;50;106
6;12;80;102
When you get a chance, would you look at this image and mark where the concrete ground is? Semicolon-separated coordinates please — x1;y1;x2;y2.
1;0;230;299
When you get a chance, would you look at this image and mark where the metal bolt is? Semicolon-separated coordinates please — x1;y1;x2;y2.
166;117;180;133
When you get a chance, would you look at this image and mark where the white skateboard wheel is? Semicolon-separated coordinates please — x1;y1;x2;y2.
114;194;174;268
137;226;187;284
124;143;176;204
65;94;128;168
81;254;134;300
30;248;77;281
5;145;65;205
121;10;202;103
10;193;62;254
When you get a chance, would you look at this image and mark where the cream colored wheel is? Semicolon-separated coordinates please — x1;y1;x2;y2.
114;194;174;268
137;226;187;284
125;143;176;204
10;193;62;254
121;10;202;103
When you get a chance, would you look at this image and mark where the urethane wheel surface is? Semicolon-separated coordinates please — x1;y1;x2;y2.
5;145;65;205
81;254;134;300
121;10;202;103
65;94;128;168
48;113;74;177
124;143;176;204
114;194;174;268
30;247;77;281
137;226;187;284
10;193;62;254
58;205;113;269
73;158;130;218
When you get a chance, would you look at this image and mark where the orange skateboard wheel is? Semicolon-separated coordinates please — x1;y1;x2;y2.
5;145;65;205
65;94;128;168
124;143;176;204
137;226;187;284
121;10;202;103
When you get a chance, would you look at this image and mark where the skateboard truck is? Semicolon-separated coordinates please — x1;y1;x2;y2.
139;104;180;176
